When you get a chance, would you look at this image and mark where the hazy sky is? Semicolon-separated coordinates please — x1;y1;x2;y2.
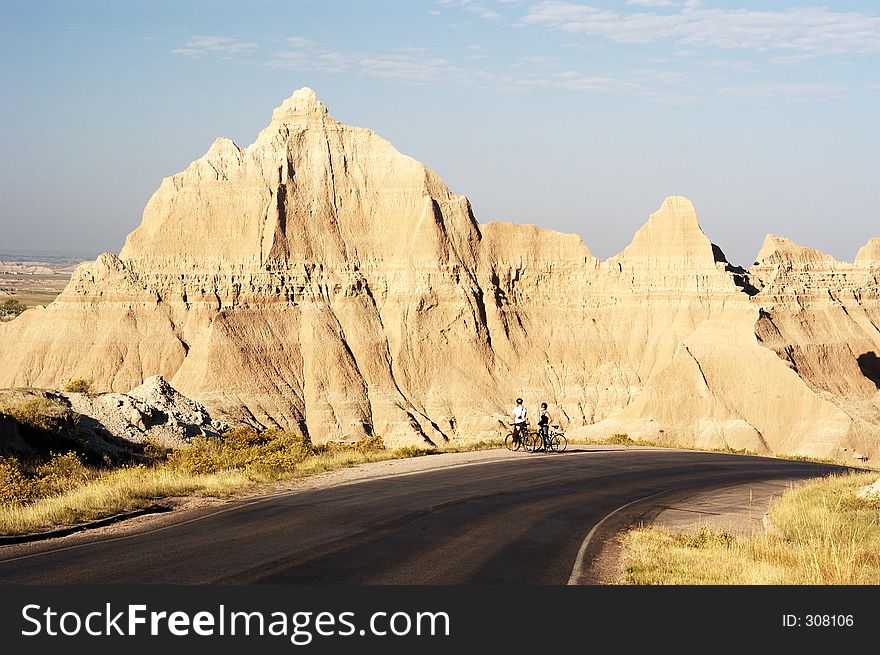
1;0;878;266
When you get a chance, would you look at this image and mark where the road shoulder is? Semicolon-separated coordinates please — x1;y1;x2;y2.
580;476;811;584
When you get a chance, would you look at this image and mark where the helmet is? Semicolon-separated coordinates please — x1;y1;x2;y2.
516;398;523;404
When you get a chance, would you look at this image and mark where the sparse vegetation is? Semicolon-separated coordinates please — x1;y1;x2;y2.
165;427;342;478
62;377;93;393
33;451;92;494
618;472;880;584
0;452;95;507
0;457;35;506
0;466;253;535
0;391;70;434
0;298;26;318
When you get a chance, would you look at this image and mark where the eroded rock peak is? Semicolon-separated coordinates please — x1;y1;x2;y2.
855;237;880;264
755;234;835;265
270;87;332;124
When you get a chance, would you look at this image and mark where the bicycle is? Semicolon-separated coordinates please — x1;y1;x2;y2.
504;422;542;452
547;425;567;453
504;421;534;453
523;429;542;453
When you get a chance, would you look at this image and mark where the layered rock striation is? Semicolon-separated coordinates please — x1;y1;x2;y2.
1;88;878;461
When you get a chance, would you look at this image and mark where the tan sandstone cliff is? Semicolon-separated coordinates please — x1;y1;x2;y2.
1;88;878;462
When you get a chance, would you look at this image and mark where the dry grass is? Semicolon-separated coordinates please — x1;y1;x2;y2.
0;466;253;535
618;471;880;585
0;452;95;506
0;391;70;433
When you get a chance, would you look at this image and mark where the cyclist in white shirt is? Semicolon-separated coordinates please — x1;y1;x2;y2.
512;398;528;444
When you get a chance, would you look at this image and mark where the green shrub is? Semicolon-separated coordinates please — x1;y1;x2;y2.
354;435;386;452
0;298;26;318
0;452;97;507
325;435;387;454
607;433;635;445
166;428;315;478
63;377;92;393
393;445;434;458
140;438;169;461
34;452;91;497
165;436;230;475
0;457;36;506
677;526;736;549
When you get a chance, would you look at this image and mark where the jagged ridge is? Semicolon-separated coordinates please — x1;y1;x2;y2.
0;88;878;463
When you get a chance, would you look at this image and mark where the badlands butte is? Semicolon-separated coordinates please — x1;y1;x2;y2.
1;88;879;464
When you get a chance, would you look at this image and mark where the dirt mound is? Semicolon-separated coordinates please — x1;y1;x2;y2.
66;376;226;449
0;377;225;459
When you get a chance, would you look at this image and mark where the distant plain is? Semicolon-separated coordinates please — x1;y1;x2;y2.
0;252;86;315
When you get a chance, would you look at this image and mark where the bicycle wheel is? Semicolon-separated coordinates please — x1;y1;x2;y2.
504;432;521;452
525;432;542;453
550;434;567;452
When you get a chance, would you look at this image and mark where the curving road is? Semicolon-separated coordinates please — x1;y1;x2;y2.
0;448;846;584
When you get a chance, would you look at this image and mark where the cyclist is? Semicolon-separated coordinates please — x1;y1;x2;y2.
538;402;551;451
512;398;528;445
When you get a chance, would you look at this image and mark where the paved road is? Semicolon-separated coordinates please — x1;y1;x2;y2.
0;449;845;584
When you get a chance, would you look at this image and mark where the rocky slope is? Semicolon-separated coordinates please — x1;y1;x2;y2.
0;88;877;462
0;376;224;457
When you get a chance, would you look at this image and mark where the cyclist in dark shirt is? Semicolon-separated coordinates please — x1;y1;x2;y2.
538;402;550;451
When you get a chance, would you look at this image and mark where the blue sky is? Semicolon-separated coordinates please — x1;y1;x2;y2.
1;0;878;266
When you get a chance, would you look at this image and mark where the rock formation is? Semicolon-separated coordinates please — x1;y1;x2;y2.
856;237;880;265
0;88;878;462
66;375;226;448
1;376;223;457
747;234;880;460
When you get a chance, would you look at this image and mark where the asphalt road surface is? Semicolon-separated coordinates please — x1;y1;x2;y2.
0;449;846;584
